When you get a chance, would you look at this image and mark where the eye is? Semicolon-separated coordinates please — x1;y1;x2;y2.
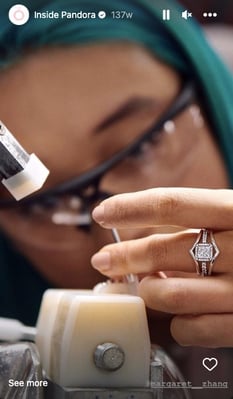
130;141;152;158
129;128;164;159
30;196;59;211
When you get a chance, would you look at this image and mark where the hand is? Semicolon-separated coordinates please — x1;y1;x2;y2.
91;187;233;347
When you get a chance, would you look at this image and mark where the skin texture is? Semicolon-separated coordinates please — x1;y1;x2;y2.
0;43;229;346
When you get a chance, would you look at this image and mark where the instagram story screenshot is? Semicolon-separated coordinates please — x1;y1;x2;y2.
0;0;232;398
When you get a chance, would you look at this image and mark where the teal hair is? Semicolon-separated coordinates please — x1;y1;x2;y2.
1;0;233;185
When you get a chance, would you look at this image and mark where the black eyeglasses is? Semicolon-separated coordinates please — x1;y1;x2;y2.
0;81;196;227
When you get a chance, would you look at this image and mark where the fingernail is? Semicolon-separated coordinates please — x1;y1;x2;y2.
92;205;105;224
91;252;111;271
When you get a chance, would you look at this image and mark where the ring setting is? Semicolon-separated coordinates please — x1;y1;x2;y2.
190;229;220;276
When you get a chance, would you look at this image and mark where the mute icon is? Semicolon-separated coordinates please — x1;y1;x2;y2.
182;10;192;19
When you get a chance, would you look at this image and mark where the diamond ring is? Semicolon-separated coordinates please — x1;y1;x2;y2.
189;229;220;276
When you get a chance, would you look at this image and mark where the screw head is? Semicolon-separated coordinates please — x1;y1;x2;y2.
94;342;125;371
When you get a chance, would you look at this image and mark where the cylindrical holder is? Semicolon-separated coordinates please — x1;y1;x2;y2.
0;121;49;200
36;289;151;388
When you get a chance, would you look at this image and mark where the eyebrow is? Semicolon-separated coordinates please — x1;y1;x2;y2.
94;96;157;133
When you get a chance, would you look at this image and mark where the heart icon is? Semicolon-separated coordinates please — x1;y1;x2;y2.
202;357;218;371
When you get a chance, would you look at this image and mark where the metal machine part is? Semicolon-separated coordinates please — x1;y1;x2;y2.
45;360;164;399
0;122;30;178
0;121;49;200
0;338;191;399
44;348;191;399
93;342;125;371
0;342;44;399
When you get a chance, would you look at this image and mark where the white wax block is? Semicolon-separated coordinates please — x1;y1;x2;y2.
36;289;92;376
49;290;93;381
36;290;64;375
59;295;151;388
93;281;128;294
93;281;136;294
2;153;50;200
36;289;151;389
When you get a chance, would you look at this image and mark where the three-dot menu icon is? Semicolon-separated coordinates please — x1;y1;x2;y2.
203;12;218;18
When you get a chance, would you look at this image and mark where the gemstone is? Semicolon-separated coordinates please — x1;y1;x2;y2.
195;244;213;261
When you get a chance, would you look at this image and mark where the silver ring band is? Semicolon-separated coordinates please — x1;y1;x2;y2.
190;229;220;276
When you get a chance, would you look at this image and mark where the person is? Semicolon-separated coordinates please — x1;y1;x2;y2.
0;0;233;397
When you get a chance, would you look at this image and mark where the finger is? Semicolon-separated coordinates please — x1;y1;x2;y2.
91;230;232;276
92;187;233;229
171;314;233;347
138;275;233;314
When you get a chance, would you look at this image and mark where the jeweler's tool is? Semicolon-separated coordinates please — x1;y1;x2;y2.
111;227;139;294
0;121;49;200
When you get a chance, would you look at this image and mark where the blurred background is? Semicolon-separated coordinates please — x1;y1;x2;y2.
180;0;233;71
